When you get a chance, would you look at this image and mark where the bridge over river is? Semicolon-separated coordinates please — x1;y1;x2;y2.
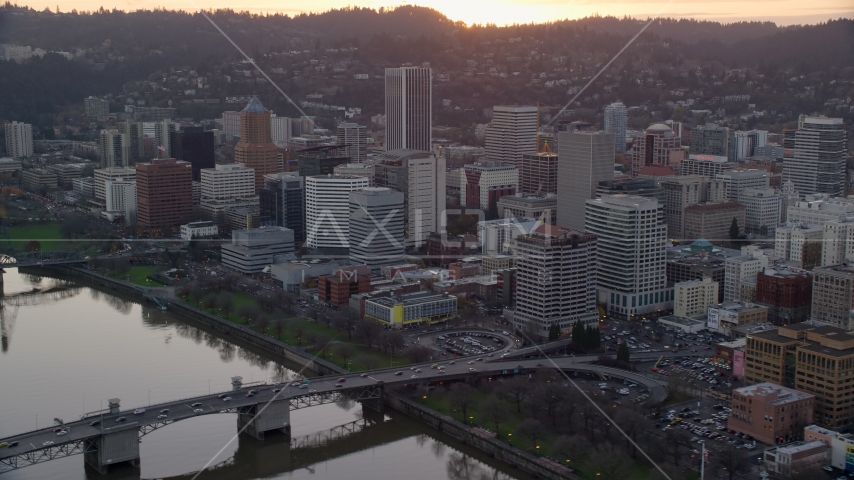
0;357;667;476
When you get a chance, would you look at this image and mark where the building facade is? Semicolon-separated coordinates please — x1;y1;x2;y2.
585;195;672;318
385;67;432;152
135;159;192;231
811;264;854;329
556;129;614;231
348;187;405;266
683;202;746;243
234;97;279;192
4;121;33;160
519;152;558;195
783;116;847;197
674;277;718;317
603;101;627;153
336;122;367;163
484;105;538;166
729;383;814;445
305;174;370;249
755;268;813;325
259;172;306;244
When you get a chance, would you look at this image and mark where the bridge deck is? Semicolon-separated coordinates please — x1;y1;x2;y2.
0;358;667;473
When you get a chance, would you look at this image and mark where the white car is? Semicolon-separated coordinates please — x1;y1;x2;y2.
56;430;68;436
222;397;232;402
43;441;54;446
193;408;204;413
157;414;168;419
133;408;146;415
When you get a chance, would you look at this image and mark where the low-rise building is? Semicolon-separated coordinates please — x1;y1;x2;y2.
317;267;371;307
711;338;746;378
481;254;516;276
683;201;746;243
729;382;815;445
20;168;58;192
271;257;339;292
775;224;823;270
763;441;828;476
496;194;557;224
755;267;813;325
707;301;769;336
658;315;706;333
674;277;719;317
180;221;218;240
804;424;854;473
221;226;294;274
364;292;458;329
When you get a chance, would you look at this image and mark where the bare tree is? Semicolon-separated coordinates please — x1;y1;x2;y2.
614;409;654;457
216;293;234;319
356;319;382;349
402;345;432;363
531;382;568;426
292;321;306;346
202;292;218;311
515;418;544;451
336;343;356;368
381;330;405;356
586;442;634;479
449;383;476;424
664;429;692;466
355;354;381;370
236;303;261;324
255;314;270;334
713;445;752;480
550;434;589;465
480;395;509;435
498;376;529;413
273;319;287;340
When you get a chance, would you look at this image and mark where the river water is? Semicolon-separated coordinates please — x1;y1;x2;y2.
0;269;518;480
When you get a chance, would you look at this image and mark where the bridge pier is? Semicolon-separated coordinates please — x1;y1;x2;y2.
237;399;291;441
83;425;140;475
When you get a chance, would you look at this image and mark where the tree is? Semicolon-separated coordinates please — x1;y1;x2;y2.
729;217;741;240
25;239;41;251
515;418;544;451
402;345;432;363
614;409;652;458
335;343;356;368
273;319;287;340
713;445;751;480
551;434;589;465
664;429;692;466
202;292;218;311
255;314;270;334
548;322;560;341
355;354;381;370
356;319;382;349
531;382;568;426
498;376;529;413
617;341;631;363
480;395;509;435
449;383;476;424
217;293;234;319
586;442;633;479
381;330;405;356
236;303;261;324
292;321;306;346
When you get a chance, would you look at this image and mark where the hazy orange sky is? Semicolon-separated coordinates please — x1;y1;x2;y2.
17;0;854;26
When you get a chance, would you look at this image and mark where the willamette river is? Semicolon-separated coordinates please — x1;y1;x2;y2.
0;268;518;480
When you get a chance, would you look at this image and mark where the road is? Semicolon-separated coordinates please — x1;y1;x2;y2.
0;356;667;469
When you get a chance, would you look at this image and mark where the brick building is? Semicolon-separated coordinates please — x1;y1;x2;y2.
317;270;371;308
754;268;813;325
728;382;814;445
135;159;192;231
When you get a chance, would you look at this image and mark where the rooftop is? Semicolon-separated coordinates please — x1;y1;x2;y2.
368;293;456;308
685;201;746;212
242;96;267;114
734;382;813;404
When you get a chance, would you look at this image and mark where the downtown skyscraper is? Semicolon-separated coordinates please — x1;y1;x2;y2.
385;67;432;152
604;102;627;153
782;115;848;197
485;105;538;166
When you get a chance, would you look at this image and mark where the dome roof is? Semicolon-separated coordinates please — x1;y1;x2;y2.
242;96;267;114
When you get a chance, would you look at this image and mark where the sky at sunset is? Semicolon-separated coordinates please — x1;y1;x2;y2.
12;0;854;26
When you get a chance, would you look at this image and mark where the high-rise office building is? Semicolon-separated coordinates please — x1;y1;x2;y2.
604;102;628;153
556;130;614;231
259;172;306;244
94;167;135;202
459;162;518;210
305;174;370;249
738;187;781;237
728;130;768;161
84;96;110;117
374;149;446;248
98;129;130;168
385;67;432;151
811;264;854;329
5;121;33;159
690;124;731;157
519;152;558;195
715;169;770;201
170;127;215;181
336;122;367;163
484;105;538;166
234;97;279;193
118;120;145;162
153;119;177;159
661;175;727;239
783;116;847;197
222;111;241;140
585;195;671;318
349;187;405;266
199;163;257;220
514;225;599;338
631;123;685;177
104;179;137;224
270;114;291;147
135;159;193;231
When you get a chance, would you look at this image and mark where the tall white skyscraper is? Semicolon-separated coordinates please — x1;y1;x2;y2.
385;67;432;152
305;174;370;249
514;225;599;338
337;122;367;163
585;194;671;318
349;187;405;266
604;102;627;153
783;115;847;197
556;129;614;231
222;111;241;141
484;105;538;166
5;121;33;159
